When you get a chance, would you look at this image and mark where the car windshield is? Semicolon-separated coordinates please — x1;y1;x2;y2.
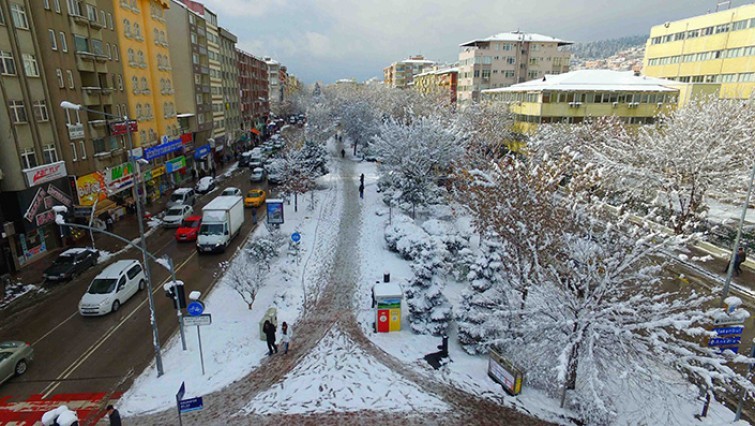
199;224;224;235
247;191;262;197
88;278;117;294
181;219;200;228
0;342;19;349
170;193;184;202
53;255;75;265
166;208;184;216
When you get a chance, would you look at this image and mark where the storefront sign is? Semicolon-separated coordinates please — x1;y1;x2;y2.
76;171;108;206
144;138;182;160
145;165;166;181
23;161;67;188
23;187;47;223
47;184;72;207
194;144;211;159
105;162;135;194
109;119;138;135
35;210;56;227
181;133;193;144
67;123;85;140
166;156;187;173
129;147;143;160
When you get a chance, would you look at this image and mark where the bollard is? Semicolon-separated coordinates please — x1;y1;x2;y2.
438;335;449;357
383;272;390;283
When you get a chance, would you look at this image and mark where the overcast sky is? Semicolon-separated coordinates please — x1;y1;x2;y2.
196;0;746;84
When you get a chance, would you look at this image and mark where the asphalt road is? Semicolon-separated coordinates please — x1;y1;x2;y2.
0;166;269;409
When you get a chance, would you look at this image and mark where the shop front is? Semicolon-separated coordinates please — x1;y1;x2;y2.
166;156;188;187
194;144;212;175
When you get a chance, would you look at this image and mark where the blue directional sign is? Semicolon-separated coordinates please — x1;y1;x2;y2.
187;301;205;316
291;232;301;243
713;326;744;336
709;337;742;347
179;397;204;413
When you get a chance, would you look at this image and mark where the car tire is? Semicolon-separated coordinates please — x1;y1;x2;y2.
14;360;27;376
138;279;146;291
112;300;120;313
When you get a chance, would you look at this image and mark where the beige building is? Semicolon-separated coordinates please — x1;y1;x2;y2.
219;27;239;148
457;31;572;103
643;3;755;99
383;55;436;88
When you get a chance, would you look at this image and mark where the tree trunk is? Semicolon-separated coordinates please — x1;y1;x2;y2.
294;193;298;212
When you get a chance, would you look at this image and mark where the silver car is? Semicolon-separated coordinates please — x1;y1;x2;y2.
0;341;33;385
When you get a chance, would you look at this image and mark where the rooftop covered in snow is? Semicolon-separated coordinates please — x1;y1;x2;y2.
482;70;680;93
460;31;573;47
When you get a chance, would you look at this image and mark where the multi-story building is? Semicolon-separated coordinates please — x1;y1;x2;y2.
113;0;183;202
0;0;75;270
383;55;435;88
219;27;239;151
481;69;679;134
238;49;269;140
643;3;755;99
264;57;282;114
202;8;224;158
412;67;458;104
457;31;572;103
166;0;212;175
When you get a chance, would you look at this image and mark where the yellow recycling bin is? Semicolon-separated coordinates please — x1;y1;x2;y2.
373;282;402;332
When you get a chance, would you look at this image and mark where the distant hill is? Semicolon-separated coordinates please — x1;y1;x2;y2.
566;35;647;60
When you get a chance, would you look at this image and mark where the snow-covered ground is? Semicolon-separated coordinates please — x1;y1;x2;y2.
118;148;748;425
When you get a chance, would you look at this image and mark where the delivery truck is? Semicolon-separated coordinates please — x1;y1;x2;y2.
197;195;244;253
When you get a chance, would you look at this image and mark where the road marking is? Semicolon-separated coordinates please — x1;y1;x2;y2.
32;311;79;346
39;251;196;398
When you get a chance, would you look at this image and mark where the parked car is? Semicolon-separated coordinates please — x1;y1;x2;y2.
250;167;266;183
43;248;99;282
195;176;215;194
175;215;202;242
162;205;194;228
167;188;196;208
79;260;146;316
0;341;33;386
265;159;286;185
221;187;242;197
244;189;267;208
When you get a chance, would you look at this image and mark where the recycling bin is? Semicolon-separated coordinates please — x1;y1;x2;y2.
373;282;402;332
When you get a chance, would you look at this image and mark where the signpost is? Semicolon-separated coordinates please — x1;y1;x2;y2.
175;382;204;425
176;382;185;426
187;301;205;317
182;313;212;375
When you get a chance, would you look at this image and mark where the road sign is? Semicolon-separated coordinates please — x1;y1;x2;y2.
179;397;204;413
187;301;205;316
291;232;301;242
176;382;185;402
183;314;211;327
713;326;744;336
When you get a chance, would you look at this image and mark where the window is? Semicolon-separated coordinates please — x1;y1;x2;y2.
23;54;39;77
33;100;49;121
54;0;61;13
134;23;141;39
507;57;516;64
64;108;80;125
43;145;58;164
9;101;27;123
131;76;138;94
67;0;81;16
144;103;151;118
79;140;86;159
100;10;106;25
136;104;142;118
192;53;199;65
60;32;68;52
56;68;64;87
21;148;37;169
123;19;130;36
108;12;113;29
127;48;135;63
49;30;58;50
141;77;148;92
106;43;111;59
117;74;123;90
67;70;74;88
70;142;78;161
74;34;88;53
0;51;15;75
91;39;103;56
44;0;51;9
137;50;144;65
113;44;119;61
11;4;29;29
86;4;96;21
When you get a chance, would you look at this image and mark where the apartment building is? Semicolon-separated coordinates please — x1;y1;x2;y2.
643;3;755;99
457;31;572;103
237;49;269;138
482;69;679;134
412;67;458;104
219;27;239;150
264;57;283;114
383;55;435;88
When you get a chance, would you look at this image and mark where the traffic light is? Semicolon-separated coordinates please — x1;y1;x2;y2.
165;282;187;309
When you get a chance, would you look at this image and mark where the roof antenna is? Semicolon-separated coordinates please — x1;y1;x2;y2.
715;0;730;12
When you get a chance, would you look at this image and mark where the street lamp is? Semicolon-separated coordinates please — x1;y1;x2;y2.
60;101;165;376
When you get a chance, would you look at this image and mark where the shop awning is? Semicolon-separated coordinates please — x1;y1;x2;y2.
250;128;261;135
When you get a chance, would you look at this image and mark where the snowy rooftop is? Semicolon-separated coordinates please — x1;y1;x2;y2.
400;58;436;65
460;31;573;47
482;70;680;93
414;67;459;78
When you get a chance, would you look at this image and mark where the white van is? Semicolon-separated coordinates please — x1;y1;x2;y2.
167;188;196;208
78;260;146;316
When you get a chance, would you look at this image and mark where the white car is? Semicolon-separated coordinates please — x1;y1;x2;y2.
195;176;215;194
221;187;242;197
250;167;265;183
162;205;194;228
79;260;146;316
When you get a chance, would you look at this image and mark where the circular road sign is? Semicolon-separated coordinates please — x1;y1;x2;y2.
187;301;205;316
291;232;301;243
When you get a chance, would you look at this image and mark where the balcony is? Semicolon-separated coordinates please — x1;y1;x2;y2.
76;51;96;62
71;14;89;27
89;19;105;30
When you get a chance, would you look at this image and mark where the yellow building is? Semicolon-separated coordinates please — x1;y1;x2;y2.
113;0;179;148
643;3;755;99
412;67;458;104
482;70;679;134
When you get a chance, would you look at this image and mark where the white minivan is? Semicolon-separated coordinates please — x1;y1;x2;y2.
78;260;146;316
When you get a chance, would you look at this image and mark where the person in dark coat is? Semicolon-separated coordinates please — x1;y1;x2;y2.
340;149;345;159
359;182;364;199
106;405;122;426
360;173;364;185
263;320;278;355
734;247;747;276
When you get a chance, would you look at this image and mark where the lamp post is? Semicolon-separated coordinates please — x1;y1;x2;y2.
60;101;164;377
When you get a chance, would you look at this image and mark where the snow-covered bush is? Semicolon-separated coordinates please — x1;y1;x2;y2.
404;241;452;336
384;218;431;261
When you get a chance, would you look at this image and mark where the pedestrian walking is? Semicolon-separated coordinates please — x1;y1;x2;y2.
359;182;364;199
281;322;291;354
106;405;122;426
735;247;747;276
341;149;345;159
360;173;364;184
263;320;278;355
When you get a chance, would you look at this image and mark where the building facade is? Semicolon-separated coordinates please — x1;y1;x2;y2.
457;31;572;103
482;69;679;134
643;3;755;99
237;49;269;137
412;67;458;104
264;57;282;114
383;55;435;88
219;27;239;150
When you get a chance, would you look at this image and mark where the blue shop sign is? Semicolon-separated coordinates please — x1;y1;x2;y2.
144;138;182;160
194;144;211;159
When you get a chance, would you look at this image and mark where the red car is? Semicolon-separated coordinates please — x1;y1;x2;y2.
175;215;202;242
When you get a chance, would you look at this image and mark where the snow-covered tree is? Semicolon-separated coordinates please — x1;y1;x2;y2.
280;140;328;212
404;240;452;336
225;232;283;310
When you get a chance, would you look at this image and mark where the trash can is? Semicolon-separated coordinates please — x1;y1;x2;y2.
259;307;277;341
373;282;402;333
